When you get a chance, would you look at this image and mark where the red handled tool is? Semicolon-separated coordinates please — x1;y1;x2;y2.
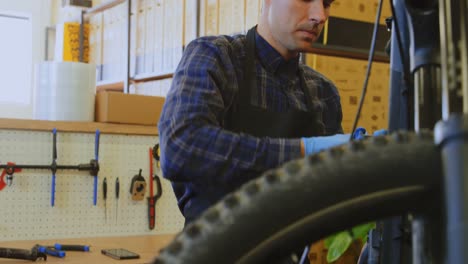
148;148;162;230
0;162;21;191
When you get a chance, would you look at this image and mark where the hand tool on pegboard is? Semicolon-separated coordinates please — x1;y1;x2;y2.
0;129;100;206
103;177;107;223
92;129;100;206
130;169;146;201
148;147;163;230
152;143;160;168
51;128;58;207
76;129;101;205
0;162;21;191
115;177;120;222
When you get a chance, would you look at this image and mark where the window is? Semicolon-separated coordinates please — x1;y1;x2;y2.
0;0;51;119
0;12;32;105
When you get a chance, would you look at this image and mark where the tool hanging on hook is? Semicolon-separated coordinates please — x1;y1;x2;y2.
92;129;100;206
51;128;58;206
115;177;120;222
130;169;146;201
148;147;163;230
0;129;101;206
103;177;107;223
152;144;160;168
0;162;21;191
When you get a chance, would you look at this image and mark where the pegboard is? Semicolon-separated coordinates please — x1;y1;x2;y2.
0;129;184;241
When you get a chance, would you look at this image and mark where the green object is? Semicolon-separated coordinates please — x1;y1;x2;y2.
352;222;376;243
324;222;376;263
326;232;353;263
324;233;338;249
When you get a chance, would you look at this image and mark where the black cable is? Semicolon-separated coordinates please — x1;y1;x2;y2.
349;0;384;140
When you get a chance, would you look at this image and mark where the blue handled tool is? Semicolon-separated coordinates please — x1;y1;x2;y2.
37;245;65;258
51;128;57;207
93;129;100;206
54;243;90;252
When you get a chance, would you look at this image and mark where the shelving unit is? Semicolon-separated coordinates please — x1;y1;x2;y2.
79;0;131;93
95;79;125;92
75;0;389;94
77;0;198;94
311;43;389;63
133;72;174;83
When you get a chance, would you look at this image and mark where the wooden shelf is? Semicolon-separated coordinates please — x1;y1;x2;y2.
0;118;158;136
96;80;125;92
95;73;174;92
133;72;174;82
311;43;390;63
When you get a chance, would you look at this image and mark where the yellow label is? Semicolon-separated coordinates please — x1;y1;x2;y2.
62;22;90;63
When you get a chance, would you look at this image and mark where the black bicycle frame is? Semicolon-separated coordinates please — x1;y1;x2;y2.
386;0;468;263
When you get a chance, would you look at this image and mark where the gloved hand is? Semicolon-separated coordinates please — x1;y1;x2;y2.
302;134;350;155
302;127;388;155
373;129;388;136
353;128;389;139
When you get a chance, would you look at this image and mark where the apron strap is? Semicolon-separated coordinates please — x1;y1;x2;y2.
243;26;315;112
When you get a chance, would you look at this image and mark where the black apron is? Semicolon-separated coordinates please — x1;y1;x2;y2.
183;26;324;224
226;26;325;138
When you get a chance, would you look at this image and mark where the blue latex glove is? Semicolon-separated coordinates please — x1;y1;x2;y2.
373;129;388;136
302;134;351;155
302;127;388;155
353;128;389;139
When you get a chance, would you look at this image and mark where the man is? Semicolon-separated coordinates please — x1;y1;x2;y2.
159;0;349;224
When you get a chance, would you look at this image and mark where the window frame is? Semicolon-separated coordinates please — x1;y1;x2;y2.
0;0;52;119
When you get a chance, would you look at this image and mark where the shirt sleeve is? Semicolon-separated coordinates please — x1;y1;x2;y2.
157;38;302;188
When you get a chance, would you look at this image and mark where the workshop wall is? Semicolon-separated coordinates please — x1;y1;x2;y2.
0;129;184;241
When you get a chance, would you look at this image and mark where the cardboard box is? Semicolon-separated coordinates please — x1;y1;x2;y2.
95;92;165;126
306;54;390;134
331;0;391;25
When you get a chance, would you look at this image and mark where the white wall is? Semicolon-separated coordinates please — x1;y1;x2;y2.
0;0;52;119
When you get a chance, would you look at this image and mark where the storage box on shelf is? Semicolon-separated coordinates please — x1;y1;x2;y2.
95;91;165;126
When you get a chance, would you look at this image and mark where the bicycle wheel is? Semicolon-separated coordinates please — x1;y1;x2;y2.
153;131;441;264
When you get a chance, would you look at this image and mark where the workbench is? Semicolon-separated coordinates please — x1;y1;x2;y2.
0;235;175;263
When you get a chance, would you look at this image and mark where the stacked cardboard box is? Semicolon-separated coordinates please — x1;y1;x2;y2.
330;0;392;25
307;54;390;134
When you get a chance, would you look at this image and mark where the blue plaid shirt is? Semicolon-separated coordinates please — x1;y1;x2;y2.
158;32;343;218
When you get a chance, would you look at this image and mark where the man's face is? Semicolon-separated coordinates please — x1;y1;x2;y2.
266;0;332;54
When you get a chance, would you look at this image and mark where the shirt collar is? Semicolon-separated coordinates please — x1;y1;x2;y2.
255;31;300;78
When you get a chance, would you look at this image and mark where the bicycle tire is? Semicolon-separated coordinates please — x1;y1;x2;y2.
153;131;441;264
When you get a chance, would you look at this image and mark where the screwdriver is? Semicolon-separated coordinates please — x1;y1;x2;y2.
115;177;120;223
103;177;107;223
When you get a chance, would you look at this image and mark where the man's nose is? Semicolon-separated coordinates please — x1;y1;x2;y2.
308;2;327;24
